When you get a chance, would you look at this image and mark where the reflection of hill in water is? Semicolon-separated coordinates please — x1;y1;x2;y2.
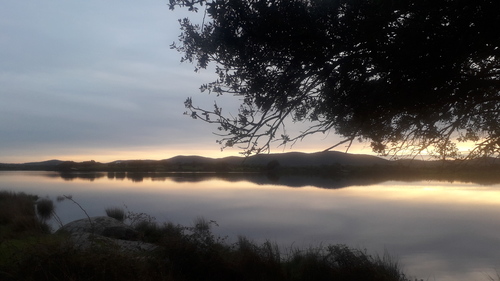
163;173;387;189
54;172;386;188
59;172;107;181
52;171;500;188
184;174;392;189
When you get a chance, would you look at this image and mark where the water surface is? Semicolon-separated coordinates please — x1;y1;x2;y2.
1;171;499;281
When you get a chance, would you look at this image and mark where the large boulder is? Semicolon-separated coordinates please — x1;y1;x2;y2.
57;216;157;253
57;216;139;240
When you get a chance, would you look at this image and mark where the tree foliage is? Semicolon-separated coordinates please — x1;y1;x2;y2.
170;0;500;159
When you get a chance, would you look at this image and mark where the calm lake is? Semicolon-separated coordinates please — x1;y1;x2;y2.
1;170;500;281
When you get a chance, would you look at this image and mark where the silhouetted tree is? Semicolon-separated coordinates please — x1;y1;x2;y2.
170;0;500;159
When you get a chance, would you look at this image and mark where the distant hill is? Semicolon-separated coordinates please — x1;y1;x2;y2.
0;159;64;170
0;151;389;171
23;160;65;166
161;151;389;167
241;151;389;166
1;151;499;172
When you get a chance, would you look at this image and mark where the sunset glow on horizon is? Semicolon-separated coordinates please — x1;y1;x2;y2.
1;134;480;164
3;145;377;164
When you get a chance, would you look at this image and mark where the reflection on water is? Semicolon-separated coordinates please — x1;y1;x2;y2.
57;171;402;189
1;171;499;281
55;170;500;188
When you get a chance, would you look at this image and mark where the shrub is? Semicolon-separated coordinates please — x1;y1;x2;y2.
123;205;155;227
36;198;54;222
105;207;125;222
284;244;408;281
0;191;49;238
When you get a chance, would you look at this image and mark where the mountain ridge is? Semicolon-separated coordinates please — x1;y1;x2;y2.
1;151;499;171
0;151;386;170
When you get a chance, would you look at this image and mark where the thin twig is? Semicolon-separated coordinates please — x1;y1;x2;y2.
63;195;95;234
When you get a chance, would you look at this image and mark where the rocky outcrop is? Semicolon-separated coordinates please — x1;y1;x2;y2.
56;216;158;253
58;216;139;239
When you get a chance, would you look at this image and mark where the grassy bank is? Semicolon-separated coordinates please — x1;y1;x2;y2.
0;191;416;281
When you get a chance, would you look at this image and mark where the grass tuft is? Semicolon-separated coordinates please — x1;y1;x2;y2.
105;206;125;222
0;191;49;238
36;198;55;222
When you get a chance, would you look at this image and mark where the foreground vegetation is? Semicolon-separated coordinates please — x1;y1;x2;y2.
0;190;420;281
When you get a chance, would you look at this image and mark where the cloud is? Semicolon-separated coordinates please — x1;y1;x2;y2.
0;1;223;161
0;1;351;163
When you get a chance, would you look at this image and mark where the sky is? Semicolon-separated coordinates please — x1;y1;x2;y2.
0;0;371;163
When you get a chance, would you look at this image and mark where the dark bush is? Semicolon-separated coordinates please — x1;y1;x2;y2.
36;198;54;222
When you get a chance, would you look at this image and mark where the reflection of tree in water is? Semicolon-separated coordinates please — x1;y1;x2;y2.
59;172;106;182
115;172;126;180
54;168;500;188
53;171;364;189
127;173;144;183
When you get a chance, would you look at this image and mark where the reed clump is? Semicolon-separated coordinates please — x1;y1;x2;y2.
104;206;125;222
0;191;51;238
0;191;416;281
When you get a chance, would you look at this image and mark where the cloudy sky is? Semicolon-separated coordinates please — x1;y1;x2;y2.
1;0;370;163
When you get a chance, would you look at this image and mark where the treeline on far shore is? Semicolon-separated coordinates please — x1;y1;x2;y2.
3;158;500;186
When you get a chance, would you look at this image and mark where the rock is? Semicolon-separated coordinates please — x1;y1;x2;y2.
57;216;139;239
66;232;159;253
101;225;139;240
56;216;158;254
